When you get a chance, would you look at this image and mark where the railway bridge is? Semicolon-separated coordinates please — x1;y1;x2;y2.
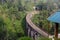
26;11;51;40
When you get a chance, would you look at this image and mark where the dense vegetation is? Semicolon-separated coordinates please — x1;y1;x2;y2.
0;0;60;40
32;1;60;35
32;1;58;35
38;37;52;40
32;10;54;35
0;0;34;40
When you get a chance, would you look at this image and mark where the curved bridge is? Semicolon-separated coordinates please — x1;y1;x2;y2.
26;11;52;40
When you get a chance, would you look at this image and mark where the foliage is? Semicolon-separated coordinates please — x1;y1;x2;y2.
0;0;58;40
38;37;52;40
0;0;27;40
32;10;54;35
36;0;57;11
17;37;32;40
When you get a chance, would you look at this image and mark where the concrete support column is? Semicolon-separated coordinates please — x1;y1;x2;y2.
33;32;35;40
28;28;31;37
37;33;41;40
30;30;34;40
35;32;38;40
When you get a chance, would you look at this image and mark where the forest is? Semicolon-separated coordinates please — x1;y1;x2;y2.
0;0;31;40
0;0;60;40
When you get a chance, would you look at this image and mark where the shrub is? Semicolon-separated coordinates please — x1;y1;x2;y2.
17;37;32;40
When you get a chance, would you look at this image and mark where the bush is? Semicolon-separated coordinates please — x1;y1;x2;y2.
38;37;52;40
17;37;32;40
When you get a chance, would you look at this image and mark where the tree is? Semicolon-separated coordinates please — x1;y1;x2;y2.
0;0;27;40
0;16;7;40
